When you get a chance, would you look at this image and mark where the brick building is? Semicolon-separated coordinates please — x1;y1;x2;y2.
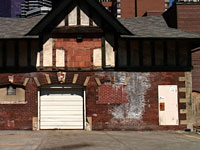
0;0;169;18
117;0;166;18
0;0;200;130
163;0;200;94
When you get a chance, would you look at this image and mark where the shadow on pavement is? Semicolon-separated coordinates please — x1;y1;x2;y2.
41;143;93;150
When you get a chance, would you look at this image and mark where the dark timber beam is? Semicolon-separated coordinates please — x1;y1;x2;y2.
127;40;131;66
88;6;93;26
77;6;81;25
175;40;180;66
114;35;119;68
65;15;69;26
163;40;168;66
139;40;143;66
188;43;192;67
27;40;31;67
14;40;19;68
151;40;155;66
2;41;6;68
102;37;106;68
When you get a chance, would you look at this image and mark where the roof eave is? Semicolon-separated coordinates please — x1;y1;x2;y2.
120;35;200;40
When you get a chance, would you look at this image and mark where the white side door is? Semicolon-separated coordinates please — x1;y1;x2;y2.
158;85;179;125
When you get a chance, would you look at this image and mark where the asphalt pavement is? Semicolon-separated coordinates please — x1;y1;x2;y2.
0;130;200;150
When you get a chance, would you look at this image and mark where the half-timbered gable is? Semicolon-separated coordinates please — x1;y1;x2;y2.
26;0;131;71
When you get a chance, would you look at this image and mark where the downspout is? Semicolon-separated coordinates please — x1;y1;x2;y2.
135;0;138;17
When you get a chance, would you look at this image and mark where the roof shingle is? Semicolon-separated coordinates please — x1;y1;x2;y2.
118;16;200;38
0;15;44;39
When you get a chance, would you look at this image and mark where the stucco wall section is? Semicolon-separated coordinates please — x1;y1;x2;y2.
36;52;40;67
80;10;89;26
0;88;25;102
192;92;200;127
57;20;65;27
43;38;53;67
93;48;102;68
69;7;77;26
105;40;115;67
56;49;65;67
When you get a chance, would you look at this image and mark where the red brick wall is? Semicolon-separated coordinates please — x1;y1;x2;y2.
145;72;186;130
192;51;200;92
163;3;200;33
121;0;165;18
164;3;200;92
54;38;102;70
177;4;200;34
174;4;200;92
121;0;136;18
0;72;186;130
137;0;165;17
0;74;38;130
97;84;128;104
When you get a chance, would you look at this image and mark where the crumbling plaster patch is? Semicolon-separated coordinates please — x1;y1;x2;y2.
96;72;151;121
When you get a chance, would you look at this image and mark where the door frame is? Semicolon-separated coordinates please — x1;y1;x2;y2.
158;85;179;126
37;84;86;130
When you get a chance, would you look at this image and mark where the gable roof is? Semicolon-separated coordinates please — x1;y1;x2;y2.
119;16;200;39
1;10;200;40
0;15;44;39
27;0;132;35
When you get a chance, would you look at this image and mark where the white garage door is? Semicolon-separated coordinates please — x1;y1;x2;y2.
40;88;84;129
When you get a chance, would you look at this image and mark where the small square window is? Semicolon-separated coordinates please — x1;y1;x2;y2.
7;85;16;95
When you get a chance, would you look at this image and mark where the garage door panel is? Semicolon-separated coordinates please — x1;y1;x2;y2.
40;121;83;126
40;88;84;130
40;97;83;100
40;126;83;130
41;118;83;122
41;110;83;115
41;101;82;106
40;115;83;119
41;106;83;111
40;99;83;102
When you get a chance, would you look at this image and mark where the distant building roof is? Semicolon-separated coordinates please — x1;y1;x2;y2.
0;15;44;39
118;16;200;38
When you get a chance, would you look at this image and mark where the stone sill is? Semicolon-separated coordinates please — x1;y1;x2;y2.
0;101;27;105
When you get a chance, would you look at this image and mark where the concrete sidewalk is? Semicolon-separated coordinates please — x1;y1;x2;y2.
0;130;200;150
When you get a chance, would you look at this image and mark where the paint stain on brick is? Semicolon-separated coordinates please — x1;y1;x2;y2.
110;72;150;120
